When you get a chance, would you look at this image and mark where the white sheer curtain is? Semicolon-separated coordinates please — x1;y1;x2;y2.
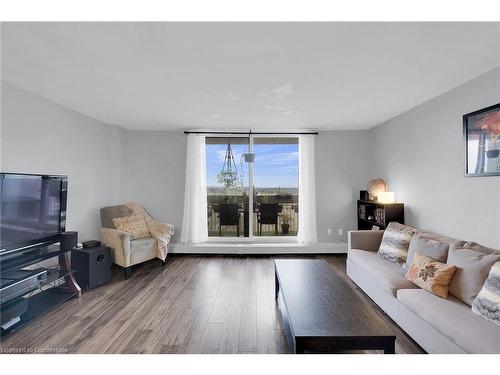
297;135;318;243
181;134;208;243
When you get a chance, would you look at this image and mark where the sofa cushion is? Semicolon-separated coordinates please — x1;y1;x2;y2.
447;241;500;306
405;252;457;298
377;222;417;266
472;262;500;326
397;289;500;353
404;232;454;270
349;249;418;296
130;237;157;264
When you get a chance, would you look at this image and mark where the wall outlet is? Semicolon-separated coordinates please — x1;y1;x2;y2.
338;228;343;237
327;228;332;235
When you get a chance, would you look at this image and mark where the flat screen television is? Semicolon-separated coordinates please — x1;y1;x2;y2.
0;173;67;252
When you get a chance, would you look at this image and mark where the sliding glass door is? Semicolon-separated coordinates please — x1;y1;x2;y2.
252;137;298;237
206;137;250;237
206;136;298;239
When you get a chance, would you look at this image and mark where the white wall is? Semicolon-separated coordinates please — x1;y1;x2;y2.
0;83;186;243
5;66;497;249
370;67;500;249
121;131;186;242
1;82;125;241
121;131;369;243
315;131;370;242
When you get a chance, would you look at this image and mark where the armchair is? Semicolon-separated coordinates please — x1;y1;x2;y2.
100;204;174;279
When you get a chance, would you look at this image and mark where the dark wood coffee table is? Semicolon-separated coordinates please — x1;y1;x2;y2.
274;259;396;354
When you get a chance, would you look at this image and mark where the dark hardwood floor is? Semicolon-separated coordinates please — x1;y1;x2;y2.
0;254;424;354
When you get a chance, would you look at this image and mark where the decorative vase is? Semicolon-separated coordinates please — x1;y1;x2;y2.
367;178;387;201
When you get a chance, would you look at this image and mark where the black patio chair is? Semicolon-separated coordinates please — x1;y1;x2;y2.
258;203;280;236
218;203;240;237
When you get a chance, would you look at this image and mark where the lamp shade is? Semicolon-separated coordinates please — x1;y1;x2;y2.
378;191;395;204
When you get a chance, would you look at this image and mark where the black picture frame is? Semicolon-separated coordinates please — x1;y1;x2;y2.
463;103;500;177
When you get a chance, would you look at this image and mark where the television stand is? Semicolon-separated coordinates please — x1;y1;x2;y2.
0;232;81;337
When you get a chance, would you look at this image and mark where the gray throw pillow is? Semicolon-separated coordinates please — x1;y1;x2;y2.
472;262;500;326
377;222;417;266
404;232;453;270
447;241;500;306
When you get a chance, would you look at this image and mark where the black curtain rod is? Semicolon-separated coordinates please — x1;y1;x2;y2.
184;131;319;135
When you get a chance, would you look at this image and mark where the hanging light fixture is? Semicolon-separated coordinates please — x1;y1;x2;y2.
242;129;256;163
217;138;243;191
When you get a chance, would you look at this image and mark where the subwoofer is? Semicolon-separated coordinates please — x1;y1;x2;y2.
71;246;111;291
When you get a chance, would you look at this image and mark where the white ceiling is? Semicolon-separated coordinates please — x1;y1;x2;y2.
2;22;499;131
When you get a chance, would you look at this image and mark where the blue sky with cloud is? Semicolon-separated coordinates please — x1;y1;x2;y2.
206;143;298;188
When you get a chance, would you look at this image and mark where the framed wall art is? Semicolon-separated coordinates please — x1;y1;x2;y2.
463;103;500;177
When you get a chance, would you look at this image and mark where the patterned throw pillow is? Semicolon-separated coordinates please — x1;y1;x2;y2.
405;252;457;299
112;214;150;239
377;222;417;265
472;262;500;326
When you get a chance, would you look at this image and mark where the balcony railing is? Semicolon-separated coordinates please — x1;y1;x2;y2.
207;193;298;237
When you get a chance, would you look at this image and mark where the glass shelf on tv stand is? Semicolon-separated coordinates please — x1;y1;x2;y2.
0;267;79;336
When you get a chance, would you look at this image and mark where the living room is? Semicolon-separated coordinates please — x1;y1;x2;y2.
1;1;500;374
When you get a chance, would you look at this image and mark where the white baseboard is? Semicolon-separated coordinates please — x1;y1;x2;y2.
170;242;347;254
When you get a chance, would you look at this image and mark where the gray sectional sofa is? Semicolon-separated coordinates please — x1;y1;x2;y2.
347;229;500;354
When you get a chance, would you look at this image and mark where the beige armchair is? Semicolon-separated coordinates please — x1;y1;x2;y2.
100;204;174;279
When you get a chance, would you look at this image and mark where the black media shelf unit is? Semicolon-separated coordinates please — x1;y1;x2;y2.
0;232;81;337
357;200;404;230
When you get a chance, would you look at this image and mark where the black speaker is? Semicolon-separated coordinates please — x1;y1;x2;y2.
71;246;112;291
359;190;369;201
60;231;78;251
